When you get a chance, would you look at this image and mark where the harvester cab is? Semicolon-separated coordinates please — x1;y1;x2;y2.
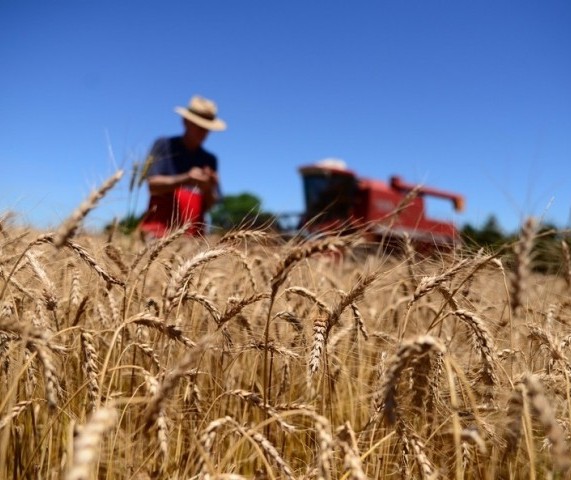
297;159;465;251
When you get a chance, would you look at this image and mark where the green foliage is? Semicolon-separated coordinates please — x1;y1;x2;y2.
104;213;143;235
210;192;277;231
461;215;507;251
530;224;566;275
461;215;571;276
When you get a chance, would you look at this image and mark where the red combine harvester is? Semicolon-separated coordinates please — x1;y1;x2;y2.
293;159;465;251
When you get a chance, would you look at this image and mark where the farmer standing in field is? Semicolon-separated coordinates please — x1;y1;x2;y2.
139;95;227;238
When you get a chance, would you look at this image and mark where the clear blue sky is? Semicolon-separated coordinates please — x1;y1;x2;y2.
1;1;570;234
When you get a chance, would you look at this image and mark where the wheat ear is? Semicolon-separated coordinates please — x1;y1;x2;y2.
37;236;125;287
521;375;570;472
309;272;377;377
142;336;212;430
453;309;498;392
398;420;437;480
0;400;34;431
127;313;196;349
104;243;129;277
164;248;227;315
237;425;296;480
217;229;269;246
372;335;445;425
80;331;100;413
53;170;123;248
3;318;59;410
336;422;366;480
286;287;332;316
144;372;169;463
196;416;235;476
526;323;570;373
25;251;58;315
218;292;270;327
66;406;118;480
561;240;571;288
312;412;334;480
509;217;536;312
270;237;349;296
225;388;295;432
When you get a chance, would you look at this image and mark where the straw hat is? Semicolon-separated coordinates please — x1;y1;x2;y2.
174;95;227;131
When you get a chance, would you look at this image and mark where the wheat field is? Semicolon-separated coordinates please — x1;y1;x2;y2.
1;178;571;479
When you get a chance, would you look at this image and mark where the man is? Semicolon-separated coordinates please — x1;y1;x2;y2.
139;95;227;238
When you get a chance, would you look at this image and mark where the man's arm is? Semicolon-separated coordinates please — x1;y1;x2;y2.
147;167;210;196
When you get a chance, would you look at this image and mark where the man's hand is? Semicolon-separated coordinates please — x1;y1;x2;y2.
199;166;219;210
187;167;211;188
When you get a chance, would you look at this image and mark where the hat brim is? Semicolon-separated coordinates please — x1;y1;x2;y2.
174;107;227;131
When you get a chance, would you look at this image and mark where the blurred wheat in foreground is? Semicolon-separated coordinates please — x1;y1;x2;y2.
2;205;571;479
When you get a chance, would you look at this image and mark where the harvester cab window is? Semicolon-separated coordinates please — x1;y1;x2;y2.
303;173;356;221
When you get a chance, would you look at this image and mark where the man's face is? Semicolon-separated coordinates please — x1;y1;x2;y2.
185;120;209;146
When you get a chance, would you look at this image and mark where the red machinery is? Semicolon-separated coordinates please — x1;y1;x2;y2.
296;159;465;250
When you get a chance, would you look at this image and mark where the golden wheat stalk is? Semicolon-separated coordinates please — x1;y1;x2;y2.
225;388;295;432
144;372;168;463
336;422;366;480
372;335;445;425
132;341;161;371
286;287;332;316
276;359;291;399
399;422;437;480
274;310;305;341
103;243;129;277
197;416;235;476
436;284;459;310
80;331;100;412
270;237;348;296
313;412;334;480
262;237;351;407
24;251;58;313
309;272;377;378
561;240;571;288
0;400;34;431
526;323;570;372
402;232;419;290
68;263;82;309
183;377;203;415
510;374;571;472
0;316;60;410
504;379;526;457
182;291;221;324
509;217;537;312
350;303;368;341
328;271;377;333
53;170;123;248
0;266;34;301
453;309;498;390
31;343;59;411
410;256;474;305
33;235;125;287
130;222;189;274
217;229;269;246
164;248;227;315
66;406;118;480
309;312;328;377
127;313;196;349
142;336;213;430
225;246;259;292
239;425;296;480
233;341;299;359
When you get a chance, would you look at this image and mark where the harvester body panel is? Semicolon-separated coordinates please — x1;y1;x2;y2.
298;161;464;250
